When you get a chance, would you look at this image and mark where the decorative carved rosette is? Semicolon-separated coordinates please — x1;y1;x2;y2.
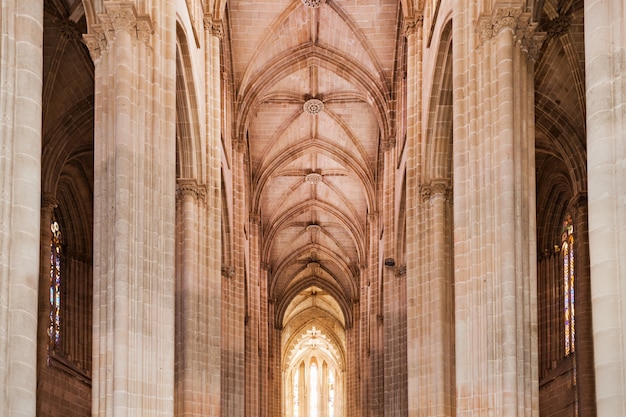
306;224;321;235
56;18;81;41
303;98;324;115
302;0;326;8
305;172;322;184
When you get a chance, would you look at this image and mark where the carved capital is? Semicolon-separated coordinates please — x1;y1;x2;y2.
204;14;223;39
478;7;523;42
420;185;431;203
105;3;137;35
83;26;107;61
176;179;199;201
403;14;424;37
136;16;154;45
42;193;58;210
478;7;544;60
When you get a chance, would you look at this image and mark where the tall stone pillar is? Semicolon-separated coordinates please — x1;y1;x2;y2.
203;13;224;417
584;0;626;414
365;211;382;417
0;1;43;416
453;3;539;415
416;181;455;416
84;2;176;415
176;179;216;417
404;13;427;417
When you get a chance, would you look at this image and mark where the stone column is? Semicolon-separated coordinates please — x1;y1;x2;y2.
246;214;261;417
585;0;626;414
365;211;382;417
345;300;359;417
203;14;223;417
404;13;425;417
84;2;176;415
175;179;208;417
410;179;455;416
0;1;43;416
453;4;539;416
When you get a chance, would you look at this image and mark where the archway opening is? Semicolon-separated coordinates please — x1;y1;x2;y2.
282;286;346;417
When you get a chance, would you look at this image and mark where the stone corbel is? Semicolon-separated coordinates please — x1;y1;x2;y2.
394;264;407;278
382;136;396;152
222;264;235;278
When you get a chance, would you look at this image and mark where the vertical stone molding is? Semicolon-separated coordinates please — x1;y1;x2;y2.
0;1;43;416
585;0;626;414
404;10;425;417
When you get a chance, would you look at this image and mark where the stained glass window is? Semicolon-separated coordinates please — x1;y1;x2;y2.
328;369;335;417
49;219;62;347
293;368;300;417
310;360;319;417
562;215;575;355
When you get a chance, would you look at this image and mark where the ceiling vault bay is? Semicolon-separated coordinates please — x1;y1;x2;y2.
227;0;402;329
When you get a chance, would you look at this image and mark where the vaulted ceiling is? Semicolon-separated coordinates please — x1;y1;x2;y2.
226;0;403;330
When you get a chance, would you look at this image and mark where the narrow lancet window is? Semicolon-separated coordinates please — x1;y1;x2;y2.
562;215;575;355
49;219;62;347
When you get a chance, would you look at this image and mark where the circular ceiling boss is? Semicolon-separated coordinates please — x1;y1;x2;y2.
301;0;326;8
303;98;324;115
